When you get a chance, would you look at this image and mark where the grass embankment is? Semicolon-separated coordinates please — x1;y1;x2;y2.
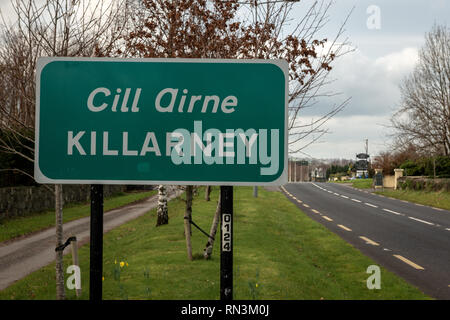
0;187;430;300
0;190;156;243
375;189;450;211
350;178;373;189
330;178;373;189
343;178;449;210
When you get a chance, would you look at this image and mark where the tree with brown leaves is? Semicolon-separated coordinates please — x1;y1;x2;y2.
123;0;350;260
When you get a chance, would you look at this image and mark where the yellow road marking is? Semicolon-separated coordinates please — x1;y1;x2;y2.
337;224;352;232
393;255;425;270
322;216;333;222
359;236;379;246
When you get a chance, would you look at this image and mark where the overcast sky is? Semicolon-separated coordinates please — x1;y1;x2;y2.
1;0;449;161
289;0;449;160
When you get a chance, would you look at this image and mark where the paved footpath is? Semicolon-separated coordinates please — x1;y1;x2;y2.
0;188;182;290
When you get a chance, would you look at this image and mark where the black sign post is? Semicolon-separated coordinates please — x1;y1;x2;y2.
220;186;233;300
90;184;103;301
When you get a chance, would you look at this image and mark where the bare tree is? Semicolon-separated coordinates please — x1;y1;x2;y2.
391;24;450;157
123;0;351;260
156;185;169;226
234;0;352;154
203;192;220;259
0;0;127;299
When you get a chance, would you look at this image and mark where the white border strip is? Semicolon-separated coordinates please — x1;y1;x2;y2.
35;57;289;186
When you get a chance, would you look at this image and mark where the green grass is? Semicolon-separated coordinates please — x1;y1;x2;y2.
0;187;430;300
330;178;373;189
351;178;373;189
0;190;156;243
376;189;450;211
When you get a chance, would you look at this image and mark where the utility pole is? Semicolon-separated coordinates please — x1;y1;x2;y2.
294;161;297;182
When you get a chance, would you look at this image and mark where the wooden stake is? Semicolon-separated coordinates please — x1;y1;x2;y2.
70;238;81;297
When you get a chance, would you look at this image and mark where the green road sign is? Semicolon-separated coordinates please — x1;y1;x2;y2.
35;58;288;185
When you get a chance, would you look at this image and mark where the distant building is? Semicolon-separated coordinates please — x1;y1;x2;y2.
355;153;370;178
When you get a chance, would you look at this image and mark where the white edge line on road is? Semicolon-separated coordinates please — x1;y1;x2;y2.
393;255;425;270
364;202;378;208
382;208;404;216
351;198;362;203
322;216;333;222
408;216;435;226
340;195;349;199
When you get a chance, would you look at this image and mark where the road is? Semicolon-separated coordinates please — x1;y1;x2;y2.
0;188;181;291
282;182;450;300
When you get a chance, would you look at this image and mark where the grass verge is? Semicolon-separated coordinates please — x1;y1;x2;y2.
330;179;373;189
0;190;156;243
375;189;450;211
0;187;430;300
350;178;373;189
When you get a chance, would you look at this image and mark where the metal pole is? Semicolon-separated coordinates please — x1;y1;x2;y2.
220;186;233;301
294;162;297;182
288;160;290;182
90;184;103;301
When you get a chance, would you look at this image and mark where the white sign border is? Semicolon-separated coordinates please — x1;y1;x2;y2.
35;57;288;186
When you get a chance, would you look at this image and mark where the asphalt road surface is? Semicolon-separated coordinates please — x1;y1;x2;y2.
282;182;450;300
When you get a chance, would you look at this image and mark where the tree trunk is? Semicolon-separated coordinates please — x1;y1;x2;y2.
156;185;168;226
55;184;65;300
203;193;221;259
205;186;211;201
184;186;193;261
433;156;436;179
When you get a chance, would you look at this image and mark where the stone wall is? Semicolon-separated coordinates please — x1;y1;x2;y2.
0;184;126;220
397;177;450;192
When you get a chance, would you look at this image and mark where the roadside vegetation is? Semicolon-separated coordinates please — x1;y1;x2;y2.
0;190;156;243
0;187;430;300
350;178;373;190
334;177;450;210
375;189;450;211
330;178;373;190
